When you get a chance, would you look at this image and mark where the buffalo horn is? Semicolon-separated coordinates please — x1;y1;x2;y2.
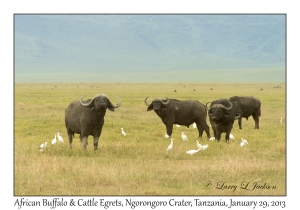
144;97;151;106
160;97;170;105
80;93;108;107
208;102;233;110
205;102;211;110
216;102;233;110
80;95;94;107
112;96;121;108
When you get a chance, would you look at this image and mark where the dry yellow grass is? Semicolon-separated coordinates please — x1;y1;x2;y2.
14;82;286;195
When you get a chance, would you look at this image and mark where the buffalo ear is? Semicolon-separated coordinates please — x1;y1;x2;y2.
224;110;231;117
107;99;115;112
147;104;153;111
108;107;115;112
235;113;241;119
161;104;167;109
87;105;95;111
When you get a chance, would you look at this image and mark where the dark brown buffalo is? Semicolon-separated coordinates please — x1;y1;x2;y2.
65;93;121;150
144;97;210;138
229;96;261;129
207;99;241;142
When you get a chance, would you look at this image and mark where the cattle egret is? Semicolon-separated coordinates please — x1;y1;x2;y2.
209;137;215;141
193;122;197;128
52;134;57;145
165;133;170;138
280;117;282;123
241;138;248;144
57;132;64;143
176;124;180;127
121;128;126;136
240;138;248;147
181;132;188;141
166;138;173;153
196;140;202;149
186;148;201;155
229;133;234;140
39;142;48;152
201;144;209;150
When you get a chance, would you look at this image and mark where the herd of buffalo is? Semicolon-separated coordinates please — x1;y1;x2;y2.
65;94;261;150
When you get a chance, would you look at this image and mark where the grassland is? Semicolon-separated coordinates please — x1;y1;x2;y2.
14;82;286;195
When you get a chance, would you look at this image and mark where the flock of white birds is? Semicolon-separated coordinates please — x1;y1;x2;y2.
39;118;284;153
164;122;250;156
39;132;64;152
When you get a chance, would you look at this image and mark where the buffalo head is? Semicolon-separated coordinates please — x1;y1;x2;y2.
80;94;121;111
144;97;170;113
207;102;239;123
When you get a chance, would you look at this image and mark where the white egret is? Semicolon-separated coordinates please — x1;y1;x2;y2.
193;122;197;128
181;132;188;141
196;140;202;149
240;138;248;147
201;144;209;150
229;133;234;140
186;148;201;155
166;138;174;153
280;117;282;123
209;137;215;141
165;133;170;138
39;142;48;152
121;128;126;136
176;124;180;127
51;134;57;145
241;138;248;144
57;132;64;143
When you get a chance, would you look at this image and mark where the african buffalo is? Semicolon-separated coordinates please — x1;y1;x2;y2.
65;93;121;150
229;96;261;129
207;99;241;142
144;97;210;138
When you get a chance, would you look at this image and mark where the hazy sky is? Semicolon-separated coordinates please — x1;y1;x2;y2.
14;14;285;82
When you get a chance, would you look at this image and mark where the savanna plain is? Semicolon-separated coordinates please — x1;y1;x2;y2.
14;82;286;195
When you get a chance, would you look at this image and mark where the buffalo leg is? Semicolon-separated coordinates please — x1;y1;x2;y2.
93;136;100;151
166;124;173;137
68;134;73;148
94;120;104;150
81;136;88;149
67;129;73;149
238;117;242;129
196;124;204;138
196;122;210;138
215;130;221;142
211;124;218;140
202;122;210;138
252;113;260;129
225;125;233;143
225;132;230;143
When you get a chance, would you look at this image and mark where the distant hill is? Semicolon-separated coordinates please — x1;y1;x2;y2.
14;14;285;82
